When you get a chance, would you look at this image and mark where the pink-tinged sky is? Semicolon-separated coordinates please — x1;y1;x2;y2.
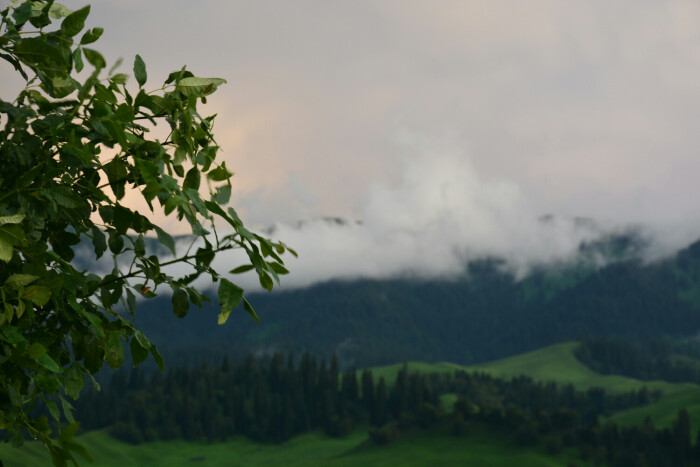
5;0;700;287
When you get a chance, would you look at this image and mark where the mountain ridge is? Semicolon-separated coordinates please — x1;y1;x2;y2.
128;233;700;369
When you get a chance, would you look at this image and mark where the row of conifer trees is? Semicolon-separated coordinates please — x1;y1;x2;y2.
72;352;699;466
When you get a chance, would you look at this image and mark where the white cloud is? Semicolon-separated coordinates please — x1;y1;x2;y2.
156;145;646;292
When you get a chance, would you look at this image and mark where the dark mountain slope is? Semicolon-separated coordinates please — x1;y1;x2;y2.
132;238;700;368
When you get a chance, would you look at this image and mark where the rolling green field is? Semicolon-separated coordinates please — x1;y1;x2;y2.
4;341;699;466
371;342;700;435
370;360;468;384
0;427;585;467
464;342;700;435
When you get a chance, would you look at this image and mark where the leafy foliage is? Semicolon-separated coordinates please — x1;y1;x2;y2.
0;1;293;464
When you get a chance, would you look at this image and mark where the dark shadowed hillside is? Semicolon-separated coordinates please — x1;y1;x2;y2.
131;236;700;368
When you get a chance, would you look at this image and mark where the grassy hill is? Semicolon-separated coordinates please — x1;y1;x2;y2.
4;341;699;466
370;361;468;384
373;342;700;435
0;427;584;467
466;342;700;434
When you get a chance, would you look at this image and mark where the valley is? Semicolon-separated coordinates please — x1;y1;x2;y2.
2;342;699;466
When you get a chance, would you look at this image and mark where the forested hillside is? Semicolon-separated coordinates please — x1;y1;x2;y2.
132;236;700;368
68;352;696;466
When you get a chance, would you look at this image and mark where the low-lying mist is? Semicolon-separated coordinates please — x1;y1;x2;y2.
86;151;700;293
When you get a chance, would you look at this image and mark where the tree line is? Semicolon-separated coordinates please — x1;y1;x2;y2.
63;352;700;465
132;250;700;370
575;337;700;384
74;353;439;443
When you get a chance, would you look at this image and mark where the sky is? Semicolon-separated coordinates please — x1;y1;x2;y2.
5;1;700;288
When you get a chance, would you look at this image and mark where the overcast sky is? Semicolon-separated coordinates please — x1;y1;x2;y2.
79;0;700;226
5;1;700;287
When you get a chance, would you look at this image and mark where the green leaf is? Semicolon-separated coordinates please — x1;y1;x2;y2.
45;399;60;422
37;354;62;373
83;48;105;69
114;103;134;123
5;274;39;288
62;143;94;165
103;120;128;148
130;337;149;367
217;278;243;325
61;397;77;425
91;226;107;259
0;238;12;262
110;73;128;85
66;440;94;462
14;38;69;70
163;196;186;216
64;367;84;401
49;3;73;19
126;289;137;315
203;200;231;222
4;303;14;322
105;334;124;369
0;213;25;225
134;235;146;256
133;54;147;87
171;287;189;318
154;226;176;255
72;47;84;73
207;163;232;182
268;262;290;275
60;5;89;37
213;184;232;204
0;52;29;81
183;167;201;191
134;156;160;184
282;242;298;258
27;342;47;359
84;339;105;373
243;297;260;323
260;239;273;258
23;285;51;306
59;422;79;443
103;157;128;200
12;2;32;24
112;205;133;234
133;330;151;350
230;264;255;274
108;230;124;254
259;272;274;292
80;27;103;45
2;325;26;345
176;77;226;97
45;185;84;209
15;300;25;320
196;246;215;268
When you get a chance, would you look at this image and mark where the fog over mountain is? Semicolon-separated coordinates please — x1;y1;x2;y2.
95;150;696;294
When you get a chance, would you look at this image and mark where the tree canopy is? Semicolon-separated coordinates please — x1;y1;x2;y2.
0;1;293;464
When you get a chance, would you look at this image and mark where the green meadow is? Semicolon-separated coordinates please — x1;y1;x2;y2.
0;426;584;467
464;342;700;435
371;342;700;434
4;341;699;466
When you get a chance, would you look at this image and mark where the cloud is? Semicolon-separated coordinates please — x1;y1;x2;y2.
84;139;695;297
255;146;620;289
145;143;648;293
